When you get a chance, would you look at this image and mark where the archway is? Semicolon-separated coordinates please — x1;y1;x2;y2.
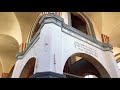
63;53;110;78
19;57;36;78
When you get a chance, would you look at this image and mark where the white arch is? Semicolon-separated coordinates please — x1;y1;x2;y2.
62;52;111;78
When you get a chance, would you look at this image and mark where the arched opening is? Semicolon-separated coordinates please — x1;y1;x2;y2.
19;57;36;78
70;12;96;38
63;53;110;78
71;13;88;34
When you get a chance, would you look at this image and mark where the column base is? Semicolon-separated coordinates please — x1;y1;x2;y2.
30;72;66;78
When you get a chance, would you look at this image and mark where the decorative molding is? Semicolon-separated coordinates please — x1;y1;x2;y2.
40;14;112;50
62;23;112;51
74;42;98;57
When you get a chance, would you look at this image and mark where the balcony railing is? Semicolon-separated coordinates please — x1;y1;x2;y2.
16;14;113;59
64;73;83;78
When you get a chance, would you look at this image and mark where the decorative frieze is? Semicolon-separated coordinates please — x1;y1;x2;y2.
74;42;98;57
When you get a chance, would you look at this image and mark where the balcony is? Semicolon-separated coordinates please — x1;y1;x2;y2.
16;14;113;59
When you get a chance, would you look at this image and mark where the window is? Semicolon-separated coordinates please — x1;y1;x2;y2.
71;13;88;35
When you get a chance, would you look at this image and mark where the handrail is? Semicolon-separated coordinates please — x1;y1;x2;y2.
64;72;83;78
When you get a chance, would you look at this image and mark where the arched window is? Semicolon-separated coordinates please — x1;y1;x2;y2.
69;12;96;38
71;13;88;34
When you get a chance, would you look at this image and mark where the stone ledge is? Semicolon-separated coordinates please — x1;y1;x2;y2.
30;72;66;78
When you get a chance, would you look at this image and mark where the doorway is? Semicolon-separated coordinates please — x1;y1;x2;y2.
63;53;110;78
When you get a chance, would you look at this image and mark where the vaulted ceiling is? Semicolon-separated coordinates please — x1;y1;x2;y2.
14;12;40;43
